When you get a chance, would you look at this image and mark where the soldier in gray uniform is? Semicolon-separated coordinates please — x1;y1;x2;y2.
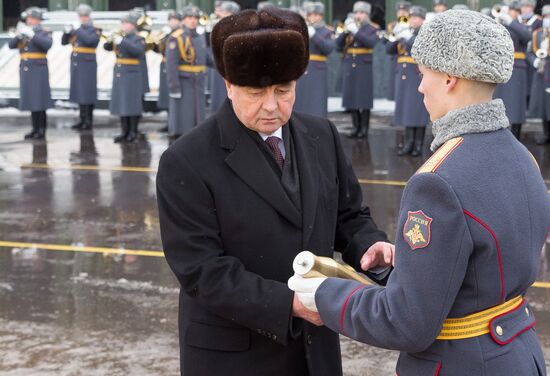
104;12;146;143
520;0;542;107
336;2;379;139
153;10;182;132
493;0;531;140
209;1;240;113
294;2;334;118
290;10;550;376
433;0;448;13
9;7;53;140
527;5;550;144
166;6;210;139
62;4;100;131
386;6;430;156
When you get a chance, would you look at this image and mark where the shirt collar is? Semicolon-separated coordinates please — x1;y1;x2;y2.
258;127;283;142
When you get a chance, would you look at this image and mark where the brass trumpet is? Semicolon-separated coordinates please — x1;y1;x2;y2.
293;251;371;285
101;30;125;43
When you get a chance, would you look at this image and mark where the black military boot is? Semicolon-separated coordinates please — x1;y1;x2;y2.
348;110;361;138
397;128;415;156
535;120;550;145
32;111;47;140
25;112;39;139
510;123;522;140
357;110;370;139
410;127;425;157
126;116;139;142
72;105;86;130
82;105;94;130
114;117;129;143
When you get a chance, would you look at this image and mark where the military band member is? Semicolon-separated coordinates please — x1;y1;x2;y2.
433;0;448;13
290;10;550;375
209;1;240;113
521;0;542;107
527;5;550;144
294;2;335;118
166;6;210;139
157;7;391;375
9;7;53;140
493;0;531;140
336;2;379;139
104;12;146;143
153;11;182;132
383;1;411;102
386;6;430;156
62;4;100;131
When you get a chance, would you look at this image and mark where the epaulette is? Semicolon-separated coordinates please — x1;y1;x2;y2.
171;29;184;38
416;137;464;174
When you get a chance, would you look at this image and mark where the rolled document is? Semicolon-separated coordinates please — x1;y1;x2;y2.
292;251;371;285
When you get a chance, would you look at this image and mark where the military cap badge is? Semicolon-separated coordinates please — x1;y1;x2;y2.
403;210;432;250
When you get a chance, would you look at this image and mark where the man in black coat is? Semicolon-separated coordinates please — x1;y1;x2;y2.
156;7;394;376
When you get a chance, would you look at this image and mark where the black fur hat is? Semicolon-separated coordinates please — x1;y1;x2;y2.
211;7;309;87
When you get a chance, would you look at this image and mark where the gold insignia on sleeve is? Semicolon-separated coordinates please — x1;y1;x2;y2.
405;224;426;246
403;210;433;250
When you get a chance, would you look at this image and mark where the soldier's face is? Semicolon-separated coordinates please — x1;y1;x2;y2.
183;16;198;30
168;18;180;29
418;66;450;121
521;5;534;16
307;13;323;24
409;16;424;28
79;15;90;24
26;17;40;26
121;21;135;33
226;81;296;134
434;4;447;13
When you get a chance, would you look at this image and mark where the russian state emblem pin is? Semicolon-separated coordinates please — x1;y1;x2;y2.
403;210;432;250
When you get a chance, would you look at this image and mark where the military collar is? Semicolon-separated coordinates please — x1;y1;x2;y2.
431;99;509;152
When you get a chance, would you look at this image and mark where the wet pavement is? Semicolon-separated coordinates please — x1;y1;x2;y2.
0;109;549;375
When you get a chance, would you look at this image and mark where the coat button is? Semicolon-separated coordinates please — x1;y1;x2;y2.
402;63;407;68
23;66;28;71
306;334;312;345
401;75;406;80
495;325;504;336
352;63;356;68
116;73;120;77
73;53;77;57
117;64;121;67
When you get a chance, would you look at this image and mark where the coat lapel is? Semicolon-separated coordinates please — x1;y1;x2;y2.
217;100;302;228
290;115;319;246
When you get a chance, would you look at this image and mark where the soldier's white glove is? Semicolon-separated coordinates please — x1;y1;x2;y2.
72;21;80;29
308;25;315;37
534;58;542;69
21;25;35;39
63;24;73;34
169;92;182;99
113;35;123;45
287;274;326;312
498;13;514;26
162;25;172;35
395;28;413;41
345;20;359;35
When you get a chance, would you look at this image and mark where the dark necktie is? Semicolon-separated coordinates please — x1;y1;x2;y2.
265;136;284;170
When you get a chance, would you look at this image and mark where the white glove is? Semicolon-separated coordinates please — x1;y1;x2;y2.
169;92;182;99
395;28;413;41
162;25;172;35
534;58;542;69
113;35;123;45
72;21;81;29
21;25;34;39
498;13;514;26
63;24;73;34
345;21;359;35
287;274;326;312
308;25;315;38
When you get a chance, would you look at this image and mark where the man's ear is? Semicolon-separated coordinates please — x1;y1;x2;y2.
446;75;459;92
224;79;233;100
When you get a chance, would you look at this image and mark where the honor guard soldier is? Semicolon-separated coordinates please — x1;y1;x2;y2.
9;7;53;140
521;0;542;107
383;1;411;102
166;6;210;139
386;6;429;157
527;5;550;144
62;4;100;131
493;0;531;140
336;2;379;138
153;10;182;132
104;12;146;143
157;7;391;375
209;1;240;113
290;10;550;376
433;0;448;13
294;2;335;118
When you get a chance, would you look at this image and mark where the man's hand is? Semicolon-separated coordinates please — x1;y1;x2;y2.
360;241;395;271
292;294;323;326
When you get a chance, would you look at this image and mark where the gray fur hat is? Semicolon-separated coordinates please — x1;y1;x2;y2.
257;1;276;10
220;1;240;14
411;10;514;84
121;11;140;25
434;0;447;5
451;4;469;10
76;4;92;16
506;0;522;10
520;0;536;7
542;5;550;16
23;7;44;20
409;5;427;19
182;5;201;18
396;1;412;12
353;1;371;14
304;1;325;15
